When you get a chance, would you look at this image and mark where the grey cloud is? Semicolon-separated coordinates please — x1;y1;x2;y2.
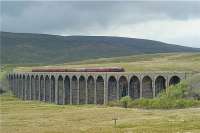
1;1;200;34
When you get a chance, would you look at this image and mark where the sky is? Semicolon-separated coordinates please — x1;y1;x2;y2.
1;1;200;48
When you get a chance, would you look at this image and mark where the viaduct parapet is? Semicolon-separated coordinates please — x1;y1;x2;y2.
7;72;191;105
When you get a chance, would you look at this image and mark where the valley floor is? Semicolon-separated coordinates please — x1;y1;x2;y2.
1;92;200;133
2;53;200;133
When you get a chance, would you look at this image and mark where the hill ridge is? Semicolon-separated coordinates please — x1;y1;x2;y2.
1;31;199;64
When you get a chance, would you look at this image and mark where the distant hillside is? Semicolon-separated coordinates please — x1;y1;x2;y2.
1;31;200;64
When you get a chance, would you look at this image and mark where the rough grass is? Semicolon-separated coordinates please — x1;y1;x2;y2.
1;53;200;132
0;65;14;81
1;92;200;133
14;52;200;72
109;97;200;109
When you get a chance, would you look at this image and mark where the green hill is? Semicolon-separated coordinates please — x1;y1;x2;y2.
1;31;200;64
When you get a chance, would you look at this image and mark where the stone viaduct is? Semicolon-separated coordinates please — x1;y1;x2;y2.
7;72;191;105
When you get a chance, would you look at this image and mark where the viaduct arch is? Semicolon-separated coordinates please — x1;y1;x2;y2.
7;72;189;105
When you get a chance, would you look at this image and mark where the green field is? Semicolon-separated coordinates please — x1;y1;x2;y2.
1;92;200;133
15;52;200;72
1;52;200;133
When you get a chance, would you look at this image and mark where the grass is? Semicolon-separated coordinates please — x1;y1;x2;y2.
1;92;200;133
14;52;200;72
0;64;15;81
1;52;200;132
109;96;200;109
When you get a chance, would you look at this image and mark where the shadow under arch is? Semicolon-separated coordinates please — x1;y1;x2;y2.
79;76;86;104
58;75;63;105
87;76;95;104
96;76;104;104
31;75;35;100
108;76;117;102
129;76;140;99
40;75;44;101
169;76;180;86
35;75;39;100
19;75;22;99
72;76;78;104
142;76;153;98
64;75;70;104
51;75;56;103
45;75;50;102
155;76;166;96
119;76;128;99
22;75;26;100
26;75;31;100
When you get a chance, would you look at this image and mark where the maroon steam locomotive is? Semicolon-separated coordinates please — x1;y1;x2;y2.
32;67;125;72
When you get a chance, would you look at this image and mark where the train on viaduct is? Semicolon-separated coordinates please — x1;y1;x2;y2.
7;67;191;105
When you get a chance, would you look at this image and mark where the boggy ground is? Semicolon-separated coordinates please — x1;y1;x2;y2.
1;92;200;133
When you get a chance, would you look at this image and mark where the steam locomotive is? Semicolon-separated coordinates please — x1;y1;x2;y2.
32;67;125;72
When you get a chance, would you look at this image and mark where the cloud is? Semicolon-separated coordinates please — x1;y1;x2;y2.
1;1;200;47
94;19;200;47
